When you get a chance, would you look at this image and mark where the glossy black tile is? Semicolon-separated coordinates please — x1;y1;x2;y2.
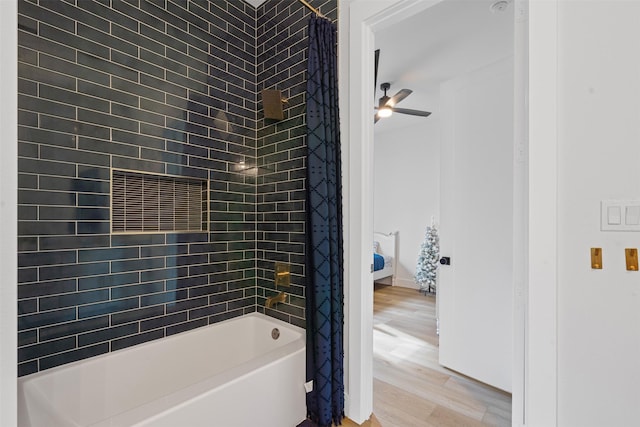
208;309;244;324
18;308;76;331
40;262;110;282
140;312;188;331
18;62;75;92
140;244;189;258
141;289;189;307
78;297;139;319
167;1;208;31
111;281;164;299
140;266;189;283
18;330;38;347
17;18;37;37
111;305;164;326
18;361;38;377
78;272;140;291
18;279;77;300
40;290;110;311
39;85;108;114
165;296;208;314
113;103;166;127
18;251;77;268
78;323;139;347
189;302;227;320
19;158;76;179
166;318;208;336
19;1;75;32
18;299;37;315
17;205;37;221
141;1;188;31
39;343;109;371
111;257;165;274
15;0;333;374
18;268;38;284
18;221;76;236
111;234;165;247
111;329;164;352
77;194;110;207
78;108;140;133
18;95;76;119
39;235;111;251
113;22;165;55
112;0;165;32
78;0;137;31
18;336;76;363
40;52;111;87
19;32;76;64
40;316;109;342
79;83;138;111
77;165;111;181
40;145;110;166
111;156;166;175
78;52;138;83
78;247;140;263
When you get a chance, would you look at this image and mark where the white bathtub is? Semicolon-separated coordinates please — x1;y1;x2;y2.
18;313;307;427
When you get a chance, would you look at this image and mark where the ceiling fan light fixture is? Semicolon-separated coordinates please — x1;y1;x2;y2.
378;106;393;118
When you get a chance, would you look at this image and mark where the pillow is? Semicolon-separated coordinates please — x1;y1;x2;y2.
373;241;380;253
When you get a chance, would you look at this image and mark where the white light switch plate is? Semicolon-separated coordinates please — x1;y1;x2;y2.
601;200;640;231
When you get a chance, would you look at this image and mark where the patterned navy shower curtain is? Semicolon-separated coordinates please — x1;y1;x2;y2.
305;14;344;427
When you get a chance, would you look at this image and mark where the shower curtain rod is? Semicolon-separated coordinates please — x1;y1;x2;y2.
298;0;328;20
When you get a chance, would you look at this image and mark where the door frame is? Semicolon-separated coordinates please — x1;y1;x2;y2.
339;0;558;425
0;1;18;426
339;1;444;421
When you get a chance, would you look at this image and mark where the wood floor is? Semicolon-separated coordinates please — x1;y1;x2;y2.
366;284;511;427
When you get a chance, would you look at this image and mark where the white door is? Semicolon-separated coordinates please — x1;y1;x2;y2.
438;58;514;392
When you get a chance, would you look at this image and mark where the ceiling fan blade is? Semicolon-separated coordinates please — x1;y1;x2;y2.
374;49;380;100
393;107;432;117
387;89;412;107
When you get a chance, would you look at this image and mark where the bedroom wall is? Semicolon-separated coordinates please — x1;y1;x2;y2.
556;2;640;425
373;120;440;288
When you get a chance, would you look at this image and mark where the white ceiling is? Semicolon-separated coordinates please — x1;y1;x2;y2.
374;0;514;133
243;0;267;8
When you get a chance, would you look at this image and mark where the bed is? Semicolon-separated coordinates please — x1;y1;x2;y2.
373;231;397;285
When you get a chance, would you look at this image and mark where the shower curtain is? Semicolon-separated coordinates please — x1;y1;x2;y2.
304;14;344;427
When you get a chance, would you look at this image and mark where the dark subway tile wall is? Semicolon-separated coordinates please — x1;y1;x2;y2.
255;0;337;329
17;0;259;376
17;0;338;376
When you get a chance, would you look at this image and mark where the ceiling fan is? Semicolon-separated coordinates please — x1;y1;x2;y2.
374;49;432;123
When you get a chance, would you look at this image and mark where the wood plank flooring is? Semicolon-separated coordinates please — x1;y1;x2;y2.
370;284;511;427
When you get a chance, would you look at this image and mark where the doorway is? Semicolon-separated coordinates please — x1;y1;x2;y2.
340;0;529;424
370;0;515;422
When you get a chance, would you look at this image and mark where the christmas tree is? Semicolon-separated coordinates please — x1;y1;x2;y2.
415;224;439;293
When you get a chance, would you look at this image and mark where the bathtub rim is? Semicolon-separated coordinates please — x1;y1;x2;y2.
19;311;303;382
18;312;306;427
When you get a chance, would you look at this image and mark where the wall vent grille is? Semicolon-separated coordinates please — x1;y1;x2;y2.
111;170;208;233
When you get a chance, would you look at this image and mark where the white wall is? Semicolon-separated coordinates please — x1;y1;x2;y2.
438;57;513;392
373;121;440;288
0;1;18;425
556;2;640;426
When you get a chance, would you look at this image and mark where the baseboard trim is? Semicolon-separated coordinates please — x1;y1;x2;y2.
393;278;421;289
